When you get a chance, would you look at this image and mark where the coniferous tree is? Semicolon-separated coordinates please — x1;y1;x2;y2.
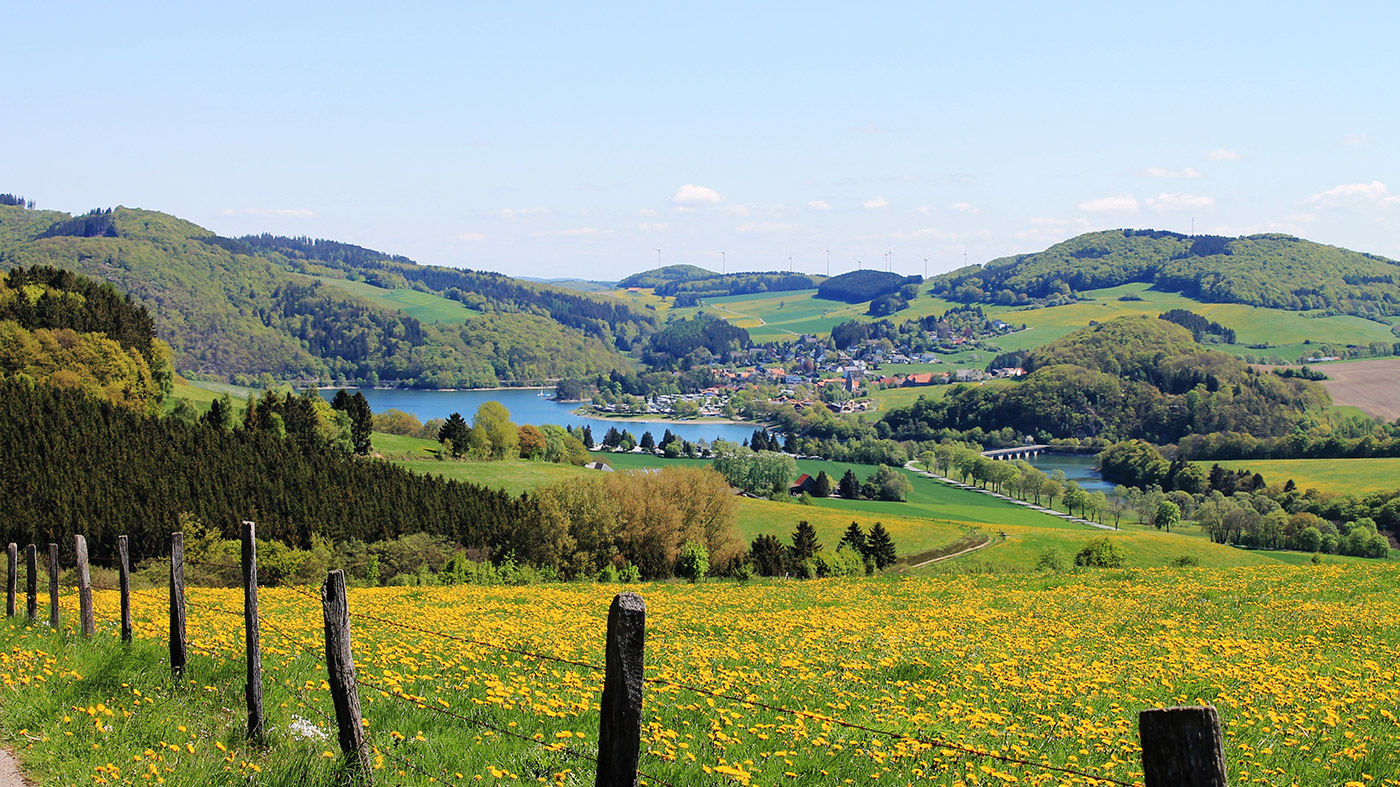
867;522;897;569
749;534;786;576
837;521;868;558
812;470;832;498
838;469;861;499
438;412;470;457
789;520;821;564
640;431;655;451
581;425;594;448
345;392;374;454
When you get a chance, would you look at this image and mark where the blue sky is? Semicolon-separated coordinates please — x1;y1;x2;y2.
4;1;1397;280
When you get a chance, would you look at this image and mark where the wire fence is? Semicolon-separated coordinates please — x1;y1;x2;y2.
3;534;1234;786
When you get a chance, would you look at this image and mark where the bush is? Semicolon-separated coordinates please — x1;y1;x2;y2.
793;559;817;580
1074;537;1127;568
676;540;710;583
1034;547;1067;572
1167;555;1200;567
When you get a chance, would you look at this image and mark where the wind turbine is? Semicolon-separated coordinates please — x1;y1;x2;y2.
717;249;727;274
655;248;662;268
886;242;892;272
854;258;862;271
825;245;831;276
922;256;929;279
786;247;793;273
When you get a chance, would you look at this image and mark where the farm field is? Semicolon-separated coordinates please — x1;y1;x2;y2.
3;565;1398;786
1201;457;1400;497
307;275;479;324
1315;357;1400;422
668;281;1396;361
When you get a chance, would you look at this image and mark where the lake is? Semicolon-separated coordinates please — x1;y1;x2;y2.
1022;453;1114;493
324;387;761;445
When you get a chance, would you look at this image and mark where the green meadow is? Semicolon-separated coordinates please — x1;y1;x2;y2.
309;275;478;324
1199;457;1400;497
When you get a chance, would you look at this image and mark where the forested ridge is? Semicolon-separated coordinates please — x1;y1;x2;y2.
880;316;1329;444
0;203;638;386
929;228;1400;317
616;265;824;306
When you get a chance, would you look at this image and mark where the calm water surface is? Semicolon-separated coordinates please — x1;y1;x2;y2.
325;387;760;445
1021;453;1113;493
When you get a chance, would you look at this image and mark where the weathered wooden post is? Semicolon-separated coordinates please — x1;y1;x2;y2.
75;536;94;637
1139;706;1229;787
595;592;646;787
241;521;264;740
5;543;15;617
47;544;59;629
322;569;372;783
25;545;37;623
169;532;187;675
117;536;131;642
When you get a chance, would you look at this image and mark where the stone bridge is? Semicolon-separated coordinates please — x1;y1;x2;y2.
981;444;1050;461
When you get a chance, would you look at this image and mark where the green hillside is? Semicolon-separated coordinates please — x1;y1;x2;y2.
0;204;638;387
931;228;1400;317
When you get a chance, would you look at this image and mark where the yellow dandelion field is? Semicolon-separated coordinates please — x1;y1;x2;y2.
1;564;1397;786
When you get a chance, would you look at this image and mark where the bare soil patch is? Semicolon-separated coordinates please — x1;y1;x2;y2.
1317;358;1400;422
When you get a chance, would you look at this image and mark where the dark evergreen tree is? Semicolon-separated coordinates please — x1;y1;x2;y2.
203;395;233;431
812;471;832;498
837;521;868;557
639;431;655;451
438;412;470;457
782;432;798;453
581;425;594;448
838;469;861;499
348;392;373;454
867;522;897;569
789;520;821;564
749;534;786;576
602;426;622;448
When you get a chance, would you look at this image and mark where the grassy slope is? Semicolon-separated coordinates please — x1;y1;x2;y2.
307;275;478;324
650;281;1397;361
1199;457;1400;497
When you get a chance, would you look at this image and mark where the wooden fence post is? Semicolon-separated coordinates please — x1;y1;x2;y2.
6;543;15;617
1139;706;1229;787
322;569;372;782
25;545;36;623
117;536;131;642
169;532;187;675
47;544;59;630
75;536;94;637
241;521;264;740
595;592;646;787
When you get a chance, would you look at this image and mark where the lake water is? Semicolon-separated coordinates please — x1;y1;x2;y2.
1021;453;1114;493
324;387;760;445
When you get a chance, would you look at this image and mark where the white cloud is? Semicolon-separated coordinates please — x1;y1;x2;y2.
456;233;486;241
221;207;314;218
1077;195;1140;213
735;221;795;233
948;201;978;213
1205;149;1241;161
807;199;832;211
669;184;724;205
500;207;551;219
1147;193;1216;212
534;227;603;237
863;196;889;210
1303;181;1399;209
1146;167;1204;180
1342;132;1371;146
636;223;669;232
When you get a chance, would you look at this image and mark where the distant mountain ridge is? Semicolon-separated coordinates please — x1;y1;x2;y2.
0;203;646;387
929;229;1400;317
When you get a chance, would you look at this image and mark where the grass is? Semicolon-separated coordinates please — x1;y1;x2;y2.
2;566;1398;785
308;275;478;324
671;281;1397;360
1199;457;1400;497
164;380;254;415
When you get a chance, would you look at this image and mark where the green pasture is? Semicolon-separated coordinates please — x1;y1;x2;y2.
1199;457;1400;497
309;275;478;324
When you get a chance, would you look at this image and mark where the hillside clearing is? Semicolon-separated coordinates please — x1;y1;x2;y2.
1315;357;1400;422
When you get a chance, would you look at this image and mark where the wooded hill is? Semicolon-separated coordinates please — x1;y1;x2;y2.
617;264;824;306
880;315;1330;444
0;203;646;386
929;229;1400;317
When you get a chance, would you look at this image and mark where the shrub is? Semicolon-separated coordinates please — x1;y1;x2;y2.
1168;555;1200;567
1034;548;1067;572
1074;537;1127;568
676;540;711;583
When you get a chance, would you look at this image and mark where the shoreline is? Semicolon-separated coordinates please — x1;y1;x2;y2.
568;407;755;427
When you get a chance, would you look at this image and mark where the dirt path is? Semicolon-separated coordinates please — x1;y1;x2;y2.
0;749;30;787
908;535;996;568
